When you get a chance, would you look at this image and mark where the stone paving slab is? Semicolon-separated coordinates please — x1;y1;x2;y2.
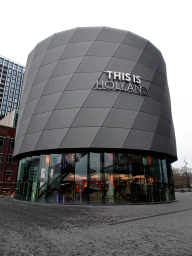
0;192;192;256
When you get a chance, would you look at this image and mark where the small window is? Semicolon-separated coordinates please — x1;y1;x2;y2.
7;107;11;112
13;64;18;70
6;82;10;87
18;72;22;77
14;104;17;109
0;153;3;162
1;111;5;115
7;155;13;164
10;139;15;149
4;60;8;67
8;102;12;107
7;77;10;82
13;71;17;75
8;69;12;74
15;90;19;95
5;171;12;181
0;137;5;147
17;77;21;81
9;62;13;68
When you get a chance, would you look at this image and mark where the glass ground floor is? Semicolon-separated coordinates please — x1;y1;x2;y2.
15;152;175;204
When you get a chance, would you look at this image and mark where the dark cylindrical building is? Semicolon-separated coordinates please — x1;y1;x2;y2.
14;27;177;204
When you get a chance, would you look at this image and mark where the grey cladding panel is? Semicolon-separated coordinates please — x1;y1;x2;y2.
13;136;24;157
123;130;154;150
19;89;31;110
56;90;91;109
19;131;42;154
156;118;171;137
140;97;163;116
132;112;159;132
60;41;93;59
152;72;166;90
91;127;130;148
70;27;103;42
76;56;111;73
96;27;127;43
122;32;148;50
27;79;48;103
72;108;111;127
83;90;120;108
113;92;145;111
35;128;69;150
66;72;102;91
103;109;138;129
33;35;53;59
132;63;155;81
60;127;100;148
160;105;172;123
45;108;80;129
26;111;52;134
48;28;77;49
138;51;159;70
156;63;167;79
144;42;163;63
147;83;165;103
51;57;83;77
33;62;58;85
106;57;136;74
16;117;31;139
42;74;73;95
87;41;120;57
34;92;62;114
168;139;177;158
40;44;67;67
23;70;38;93
150;133;169;154
21;98;39;121
28;52;45;76
114;44;143;62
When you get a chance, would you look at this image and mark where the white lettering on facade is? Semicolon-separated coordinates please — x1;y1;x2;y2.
94;71;148;96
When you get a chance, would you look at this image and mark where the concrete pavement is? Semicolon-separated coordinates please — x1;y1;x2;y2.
0;192;192;256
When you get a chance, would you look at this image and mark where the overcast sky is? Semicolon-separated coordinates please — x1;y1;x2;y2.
1;0;191;168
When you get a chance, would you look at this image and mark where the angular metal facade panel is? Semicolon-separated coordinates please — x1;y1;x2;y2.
14;27;177;162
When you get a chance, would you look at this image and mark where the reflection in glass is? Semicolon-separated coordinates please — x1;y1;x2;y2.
16;153;175;204
47;154;62;203
60;153;75;203
89;153;102;203
75;153;88;204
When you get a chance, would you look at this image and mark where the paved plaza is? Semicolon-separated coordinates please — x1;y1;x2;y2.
0;192;192;256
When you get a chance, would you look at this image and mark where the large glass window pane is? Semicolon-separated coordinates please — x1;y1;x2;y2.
104;153;114;203
60;153;75;203
47;154;62;203
15;158;26;199
75;153;88;204
27;156;40;202
89;152;102;203
37;155;50;202
131;154;145;202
